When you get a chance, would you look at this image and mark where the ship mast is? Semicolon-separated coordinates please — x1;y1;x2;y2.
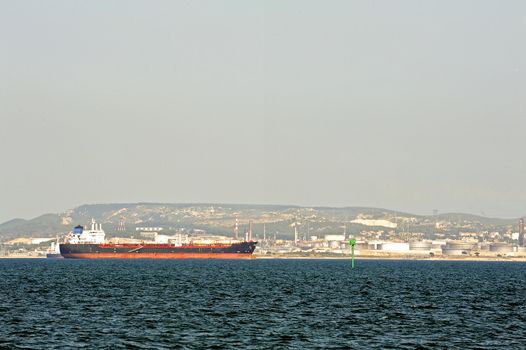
234;217;239;240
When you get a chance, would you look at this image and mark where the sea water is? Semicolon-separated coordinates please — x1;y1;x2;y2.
1;259;525;349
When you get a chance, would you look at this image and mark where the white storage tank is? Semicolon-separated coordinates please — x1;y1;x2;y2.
489;243;515;253
432;241;446;250
377;242;410;252
409;241;432;251
442;241;476;256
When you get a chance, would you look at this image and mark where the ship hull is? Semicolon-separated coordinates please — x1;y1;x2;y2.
60;252;254;259
60;241;257;259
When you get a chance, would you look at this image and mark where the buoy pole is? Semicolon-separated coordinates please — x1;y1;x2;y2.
349;238;356;268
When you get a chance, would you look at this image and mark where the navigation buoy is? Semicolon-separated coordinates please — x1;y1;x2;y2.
349;238;356;269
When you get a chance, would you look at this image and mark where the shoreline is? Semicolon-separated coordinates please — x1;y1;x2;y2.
1;255;526;262
254;254;526;262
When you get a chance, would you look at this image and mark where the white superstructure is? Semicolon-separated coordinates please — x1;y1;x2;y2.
47;237;61;254
66;219;106;244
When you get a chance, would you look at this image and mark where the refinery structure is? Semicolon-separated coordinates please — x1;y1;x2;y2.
255;217;526;259
98;215;526;259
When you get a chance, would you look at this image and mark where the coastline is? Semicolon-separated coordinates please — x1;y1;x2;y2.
1;254;526;262
253;254;526;262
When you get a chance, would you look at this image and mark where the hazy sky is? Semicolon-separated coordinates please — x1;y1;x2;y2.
1;1;526;222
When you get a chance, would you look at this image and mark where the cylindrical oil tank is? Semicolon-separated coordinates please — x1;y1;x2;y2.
432;241;446;250
377;243;410;252
409;241;432;251
442;241;476;256
489;243;515;253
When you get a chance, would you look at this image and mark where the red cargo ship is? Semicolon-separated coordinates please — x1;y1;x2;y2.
59;220;257;259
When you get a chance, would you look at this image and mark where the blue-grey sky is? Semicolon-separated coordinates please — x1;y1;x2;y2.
1;1;525;222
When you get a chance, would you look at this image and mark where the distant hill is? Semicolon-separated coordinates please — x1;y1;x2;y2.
0;203;518;241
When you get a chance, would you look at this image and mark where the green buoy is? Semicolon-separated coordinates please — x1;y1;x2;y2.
349;238;356;268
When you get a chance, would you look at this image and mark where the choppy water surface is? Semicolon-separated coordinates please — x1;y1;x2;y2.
1;259;525;349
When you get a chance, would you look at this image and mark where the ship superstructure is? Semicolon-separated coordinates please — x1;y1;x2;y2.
46;237;63;258
65;219;105;244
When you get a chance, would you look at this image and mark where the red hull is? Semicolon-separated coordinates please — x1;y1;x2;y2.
61;253;255;259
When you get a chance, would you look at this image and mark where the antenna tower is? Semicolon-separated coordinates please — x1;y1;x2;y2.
117;216;126;231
